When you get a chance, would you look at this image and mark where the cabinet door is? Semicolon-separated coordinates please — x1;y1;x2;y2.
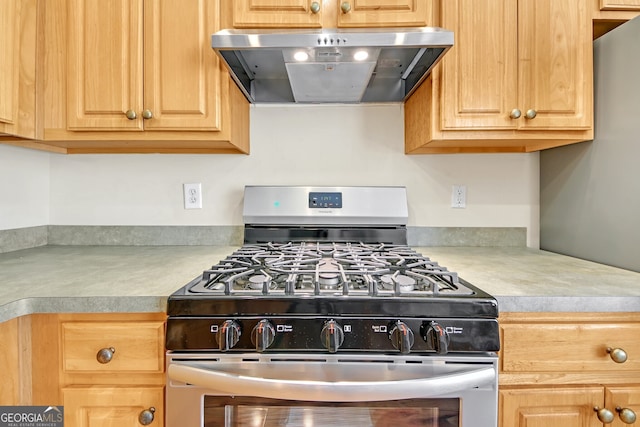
606;386;640;427
143;0;222;131
0;0;37;139
601;0;640;10
66;0;144;130
440;0;518;130
500;387;603;427
0;0;18;126
518;0;592;129
63;386;163;427
337;0;430;27
233;0;322;28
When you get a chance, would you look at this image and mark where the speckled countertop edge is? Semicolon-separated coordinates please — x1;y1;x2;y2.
1;245;639;322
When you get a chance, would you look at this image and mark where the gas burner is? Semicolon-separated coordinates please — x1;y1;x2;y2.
248;274;269;290
381;273;416;293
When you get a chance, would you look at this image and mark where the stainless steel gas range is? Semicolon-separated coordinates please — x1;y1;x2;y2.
165;186;500;427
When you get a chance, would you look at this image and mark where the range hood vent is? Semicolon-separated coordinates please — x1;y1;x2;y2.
211;27;453;104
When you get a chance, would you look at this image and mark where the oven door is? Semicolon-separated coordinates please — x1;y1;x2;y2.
166;353;498;427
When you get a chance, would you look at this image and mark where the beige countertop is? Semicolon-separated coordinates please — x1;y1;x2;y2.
1;245;639;322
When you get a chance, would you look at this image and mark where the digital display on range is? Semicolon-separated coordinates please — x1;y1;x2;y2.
309;192;342;209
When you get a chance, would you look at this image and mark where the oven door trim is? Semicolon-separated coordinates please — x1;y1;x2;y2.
167;353;497;402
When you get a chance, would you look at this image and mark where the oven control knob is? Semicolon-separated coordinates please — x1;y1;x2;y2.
217;320;241;352
389;321;415;354
321;320;344;353
251;320;276;352
424;321;450;355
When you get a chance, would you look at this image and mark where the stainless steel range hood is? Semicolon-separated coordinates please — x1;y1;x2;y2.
211;27;453;104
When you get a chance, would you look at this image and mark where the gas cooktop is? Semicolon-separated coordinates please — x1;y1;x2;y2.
166;186;500;355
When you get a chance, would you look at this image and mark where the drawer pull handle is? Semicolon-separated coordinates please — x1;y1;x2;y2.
310;1;320;13
594;407;614;423
96;347;115;364
509;109;522;119
617;407;637;424
607;347;628;363
139;407;156;425
125;110;137;120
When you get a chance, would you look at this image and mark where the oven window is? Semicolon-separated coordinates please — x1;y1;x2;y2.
204;397;459;427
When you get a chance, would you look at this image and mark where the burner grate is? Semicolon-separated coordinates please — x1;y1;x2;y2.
187;242;474;297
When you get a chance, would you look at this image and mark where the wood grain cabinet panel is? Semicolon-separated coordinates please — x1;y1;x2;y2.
0;0;37;140
233;0;322;27
501;322;640;372
498;313;640;427
232;0;429;28
63;386;164;427
59;314;167;427
0;318;20;405
66;0;221;132
500;386;603;427
593;0;640;39
61;321;165;373
37;0;249;154
66;0;144;131
336;0;429;27
405;0;593;154
601;0;640;10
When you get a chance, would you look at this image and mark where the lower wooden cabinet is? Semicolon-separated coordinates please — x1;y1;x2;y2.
0;312;167;425
58;313;166;427
499;312;640;427
0;317;20;405
63;386;163;427
500;386;603;427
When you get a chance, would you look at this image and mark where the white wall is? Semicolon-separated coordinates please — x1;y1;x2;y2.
0;105;539;246
47;105;540;246
0;144;50;230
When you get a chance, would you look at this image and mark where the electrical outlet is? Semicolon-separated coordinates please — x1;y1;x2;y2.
183;183;202;209
451;185;466;208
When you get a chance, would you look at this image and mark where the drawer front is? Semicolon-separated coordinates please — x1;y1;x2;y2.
501;322;640;372
61;321;165;373
63;386;164;427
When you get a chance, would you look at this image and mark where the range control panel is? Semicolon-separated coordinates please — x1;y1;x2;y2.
309;192;342;209
166;316;500;354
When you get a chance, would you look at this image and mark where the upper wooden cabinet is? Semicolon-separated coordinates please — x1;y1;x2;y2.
232;0;430;28
593;0;640;38
0;0;38;140
405;0;594;154
600;0;640;10
37;0;249;154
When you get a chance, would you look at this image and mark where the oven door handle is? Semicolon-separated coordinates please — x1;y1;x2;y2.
168;363;496;402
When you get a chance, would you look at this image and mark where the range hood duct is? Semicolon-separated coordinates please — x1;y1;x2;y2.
211;27;453;104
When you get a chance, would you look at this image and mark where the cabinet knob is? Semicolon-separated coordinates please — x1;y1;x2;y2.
607;347;628;363
525;109;537;119
617;407;637;424
341;2;351;13
125;110;137;120
96;347;115;364
138;407;156;425
509;109;522;119
310;1;320;13
142;109;153;120
594;407;614;423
